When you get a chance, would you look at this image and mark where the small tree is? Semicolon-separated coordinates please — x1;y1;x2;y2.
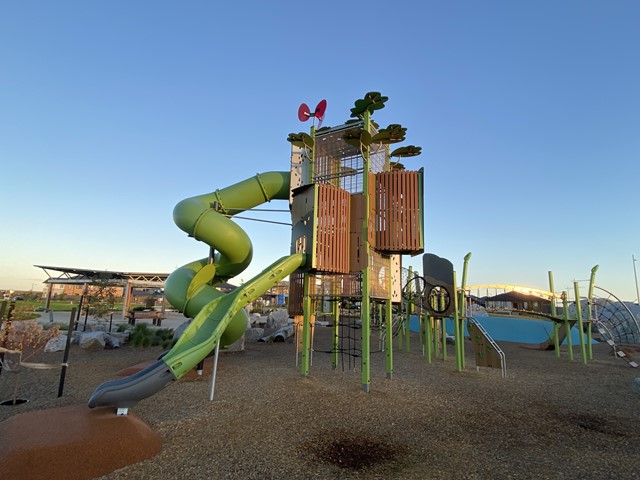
85;281;118;320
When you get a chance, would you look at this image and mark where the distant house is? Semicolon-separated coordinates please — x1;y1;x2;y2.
485;291;551;314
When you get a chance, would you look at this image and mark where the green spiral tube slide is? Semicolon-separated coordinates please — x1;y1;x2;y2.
88;172;305;409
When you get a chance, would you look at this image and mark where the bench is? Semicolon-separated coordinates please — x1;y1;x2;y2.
126;310;165;327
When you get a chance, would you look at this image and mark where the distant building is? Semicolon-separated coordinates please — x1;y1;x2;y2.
485;291;551;314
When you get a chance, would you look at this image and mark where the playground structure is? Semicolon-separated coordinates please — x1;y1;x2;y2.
88;92;426;409
396;260;640;375
87;91;639;411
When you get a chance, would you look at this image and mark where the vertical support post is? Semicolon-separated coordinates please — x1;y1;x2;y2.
549;271;560;357
562;292;573;361
573;282;587;365
385;298;393;378
459;252;472;317
332;299;339;369
45;283;54;311
419;314;424;355
122;281;132;320
208;338;221;401
300;274;312;376
360;109;372;393
58;308;77;397
586;265;598;360
453;271;463;372
425;315;433;364
440;317;447;360
74;284;87;331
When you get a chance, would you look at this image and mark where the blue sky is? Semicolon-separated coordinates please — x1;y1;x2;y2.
1;1;638;301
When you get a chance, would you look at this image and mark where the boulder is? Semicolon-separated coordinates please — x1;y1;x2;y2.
266;310;290;329
44;336;67;353
259;324;294;343
250;314;265;327
104;334;120;349
245;327;265;341
79;332;106;351
632;378;640;395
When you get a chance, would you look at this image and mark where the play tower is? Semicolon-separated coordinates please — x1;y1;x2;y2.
286;92;424;391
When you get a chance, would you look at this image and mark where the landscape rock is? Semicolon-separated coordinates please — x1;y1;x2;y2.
245;327;264;341
44;336;67;352
259;324;294;343
632;378;640;395
250;314;265;327
79;332;106;351
266;310;290;329
104;334;120;349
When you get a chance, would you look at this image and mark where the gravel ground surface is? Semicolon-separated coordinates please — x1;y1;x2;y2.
1;324;639;480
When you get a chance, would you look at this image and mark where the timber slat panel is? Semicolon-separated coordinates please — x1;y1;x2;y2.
375;170;421;253
316;184;350;274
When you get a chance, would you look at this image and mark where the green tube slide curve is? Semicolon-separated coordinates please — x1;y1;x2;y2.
88;172;305;408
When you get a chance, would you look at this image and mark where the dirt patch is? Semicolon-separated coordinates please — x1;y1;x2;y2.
304;430;406;471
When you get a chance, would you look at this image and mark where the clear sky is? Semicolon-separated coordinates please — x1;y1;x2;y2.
1;1;638;301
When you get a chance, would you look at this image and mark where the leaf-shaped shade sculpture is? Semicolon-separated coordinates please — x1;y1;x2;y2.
390;161;406;170
287;132;315;149
364;91;388;111
390;145;422;158
349;91;388;118
342;127;371;148
371;124;407;144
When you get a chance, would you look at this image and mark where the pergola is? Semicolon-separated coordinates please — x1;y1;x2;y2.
34;265;169;319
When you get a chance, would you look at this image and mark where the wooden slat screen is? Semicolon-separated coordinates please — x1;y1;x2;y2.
315;184;350;273
375;170;422;253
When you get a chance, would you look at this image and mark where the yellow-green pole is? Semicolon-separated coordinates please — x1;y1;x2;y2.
361;109;372;393
440;317;447;361
425;315;433;364
459;252;472;317
300;273;312;376
573;282;588;365
453;271;463;372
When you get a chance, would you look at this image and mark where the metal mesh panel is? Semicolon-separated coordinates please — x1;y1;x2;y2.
310;273;362;298
313;123;387;194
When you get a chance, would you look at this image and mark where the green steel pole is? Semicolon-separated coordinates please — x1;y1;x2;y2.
385;298;393;378
562;292;573;361
425;315;433;364
308;124;315;184
573;282;587;365
440;317;447;361
300;273;312;376
548;271;560;358
361;109;372;393
459;252;472;317
586;265;599;360
453;271;463;372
